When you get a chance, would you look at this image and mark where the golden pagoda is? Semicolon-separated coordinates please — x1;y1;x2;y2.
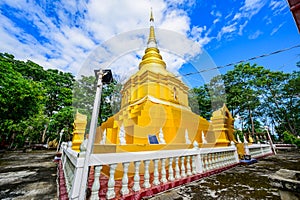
69;10;237;178
90;10;236;153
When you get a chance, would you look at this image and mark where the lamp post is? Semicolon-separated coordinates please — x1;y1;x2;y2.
78;69;112;200
235;115;244;141
264;126;277;155
56;129;64;152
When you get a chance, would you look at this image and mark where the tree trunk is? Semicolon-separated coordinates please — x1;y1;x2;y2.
248;107;255;138
41;123;48;143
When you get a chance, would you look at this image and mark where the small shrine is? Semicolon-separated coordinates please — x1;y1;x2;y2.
71;111;87;152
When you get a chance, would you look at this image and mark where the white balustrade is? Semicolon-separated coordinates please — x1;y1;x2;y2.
168;157;175;181
207;154;212;171
215;153;220;168
175;157;181;179
143;160;151;188
211;153;216;169
61;142;251;199
160;158;168;183
202;154;207;172
106;164;117;199
132;161;141;192
180;157;187;178
153;159;160;185
191;155;197;174
91;165;102;200
186;156;192;176
121;162;130;195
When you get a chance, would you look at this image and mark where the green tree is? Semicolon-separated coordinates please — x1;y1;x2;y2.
188;85;211;120
0;55;44;148
73;76;121;126
0;53;76;148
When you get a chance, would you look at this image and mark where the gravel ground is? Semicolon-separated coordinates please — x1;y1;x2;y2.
0;150;57;200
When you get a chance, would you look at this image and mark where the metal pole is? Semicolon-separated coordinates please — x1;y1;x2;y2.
78;70;104;200
56;129;64;152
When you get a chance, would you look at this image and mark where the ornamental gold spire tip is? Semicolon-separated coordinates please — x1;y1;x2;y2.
147;8;156;47
150;8;154;22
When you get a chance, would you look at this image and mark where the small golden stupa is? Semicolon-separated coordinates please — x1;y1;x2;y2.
72;111;87;152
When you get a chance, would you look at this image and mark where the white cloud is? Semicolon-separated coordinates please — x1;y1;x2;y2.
231;0;267;25
271;22;285;36
233;13;242;21
217;23;237;40
241;0;267;17
238;20;248;35
248;30;263;39
0;0;210;79
210;10;222;18
211;10;222;25
213;18;220;24
269;0;288;15
215;0;266;41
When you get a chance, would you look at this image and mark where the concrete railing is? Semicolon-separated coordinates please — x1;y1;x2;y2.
61;144;240;199
247;144;273;158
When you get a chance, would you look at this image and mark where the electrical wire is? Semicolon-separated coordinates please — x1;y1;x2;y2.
180;43;300;77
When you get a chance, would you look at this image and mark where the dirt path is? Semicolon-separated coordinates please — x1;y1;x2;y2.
0;150;57;200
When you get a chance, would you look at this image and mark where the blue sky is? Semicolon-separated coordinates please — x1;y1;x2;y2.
0;0;299;87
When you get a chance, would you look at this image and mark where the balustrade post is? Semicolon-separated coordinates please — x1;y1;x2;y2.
121;162;130;195
143;160;151;188
227;152;231;164
211;153;216;169
215;153;220;168
153;159;160;185
132;161;141;192
106;164;117;199
195;154;203;173
180;157;186;178
191;155;197;174
168;157;175;181
227;152;231;165
220;152;225;167
202;154;207;172
160;158;168;183
228;152;232;165
223;152;228;166
207;154;211;171
234;146;239;163
175;157;181;179
69;157;85;199
91;165;102;200
186;156;192;176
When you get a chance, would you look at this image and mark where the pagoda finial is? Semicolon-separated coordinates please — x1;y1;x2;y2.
138;8;166;70
150;8;154;22
147;8;157;48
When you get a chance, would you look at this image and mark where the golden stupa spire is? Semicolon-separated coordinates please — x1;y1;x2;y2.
150;8;154;22
139;9;166;69
147;8;157;48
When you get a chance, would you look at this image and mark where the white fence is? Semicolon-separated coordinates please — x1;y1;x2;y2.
60;143;272;199
247;143;273;158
